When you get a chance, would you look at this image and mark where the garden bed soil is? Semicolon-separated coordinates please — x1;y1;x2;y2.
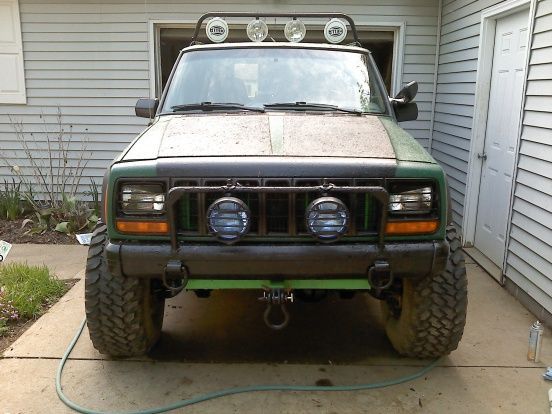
0;279;78;354
0;219;79;245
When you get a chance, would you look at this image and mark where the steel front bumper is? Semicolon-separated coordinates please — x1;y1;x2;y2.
105;241;449;287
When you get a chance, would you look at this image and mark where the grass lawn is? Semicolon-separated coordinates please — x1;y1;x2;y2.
0;262;68;336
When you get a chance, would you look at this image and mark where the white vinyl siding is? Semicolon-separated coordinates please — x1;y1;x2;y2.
0;0;26;104
0;0;439;190
504;0;552;312
431;0;508;227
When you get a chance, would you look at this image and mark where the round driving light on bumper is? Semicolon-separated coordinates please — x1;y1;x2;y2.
306;197;349;241
207;197;251;243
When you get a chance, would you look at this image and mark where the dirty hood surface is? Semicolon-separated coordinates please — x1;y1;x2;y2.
123;114;396;160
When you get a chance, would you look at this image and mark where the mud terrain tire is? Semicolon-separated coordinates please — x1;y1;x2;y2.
382;225;468;358
85;224;165;357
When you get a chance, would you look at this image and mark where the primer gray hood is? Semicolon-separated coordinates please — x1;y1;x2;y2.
122;114;396;161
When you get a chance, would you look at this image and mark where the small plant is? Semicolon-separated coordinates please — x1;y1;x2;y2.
0;287;19;334
0;320;7;335
52;193;98;234
84;180;101;217
0;179;24;220
0;262;66;319
26;200;98;235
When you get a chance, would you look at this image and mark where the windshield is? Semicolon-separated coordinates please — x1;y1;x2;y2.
161;47;388;114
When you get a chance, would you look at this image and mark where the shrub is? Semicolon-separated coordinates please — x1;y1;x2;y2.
2;109;89;208
1;108;99;233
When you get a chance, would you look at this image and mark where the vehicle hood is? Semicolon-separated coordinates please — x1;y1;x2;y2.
122;114;398;161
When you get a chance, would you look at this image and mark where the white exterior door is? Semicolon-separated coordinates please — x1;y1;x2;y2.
474;9;529;267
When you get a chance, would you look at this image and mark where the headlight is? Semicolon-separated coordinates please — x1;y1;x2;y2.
207;197;251;243
306;197;349;241
120;184;165;215
389;186;433;214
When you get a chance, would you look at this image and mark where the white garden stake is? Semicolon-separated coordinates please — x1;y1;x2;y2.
0;240;12;263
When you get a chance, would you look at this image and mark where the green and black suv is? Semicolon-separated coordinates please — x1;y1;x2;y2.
85;13;468;358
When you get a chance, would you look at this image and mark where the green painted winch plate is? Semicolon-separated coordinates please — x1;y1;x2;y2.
185;279;371;290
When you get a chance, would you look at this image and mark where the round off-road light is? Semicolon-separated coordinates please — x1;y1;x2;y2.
206;17;228;43
207;197;251;243
324;18;347;44
284;19;306;42
306;197;349;241
247;19;269;42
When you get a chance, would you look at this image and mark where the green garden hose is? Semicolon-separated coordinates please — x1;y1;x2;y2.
56;317;440;414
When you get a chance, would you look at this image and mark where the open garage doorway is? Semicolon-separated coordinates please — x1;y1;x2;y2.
150;23;401;98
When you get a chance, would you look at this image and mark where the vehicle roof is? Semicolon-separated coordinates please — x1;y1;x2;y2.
181;41;371;54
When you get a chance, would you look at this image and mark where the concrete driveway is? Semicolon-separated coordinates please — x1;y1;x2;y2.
0;245;550;413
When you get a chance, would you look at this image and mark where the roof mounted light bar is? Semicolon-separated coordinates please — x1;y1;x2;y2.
190;12;361;45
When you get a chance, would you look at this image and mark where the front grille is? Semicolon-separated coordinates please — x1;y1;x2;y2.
174;178;382;238
266;191;289;233
177;189;199;232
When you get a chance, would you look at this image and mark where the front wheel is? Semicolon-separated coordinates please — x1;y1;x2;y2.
381;226;468;358
85;224;165;357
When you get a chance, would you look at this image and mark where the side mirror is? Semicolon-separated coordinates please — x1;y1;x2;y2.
390;81;418;122
392;81;418;104
394;102;418;122
135;98;159;119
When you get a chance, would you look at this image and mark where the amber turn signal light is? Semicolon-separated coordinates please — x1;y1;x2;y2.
116;220;169;234
385;220;439;235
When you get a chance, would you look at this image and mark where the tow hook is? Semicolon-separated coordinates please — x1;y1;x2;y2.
258;289;294;330
162;260;189;297
368;260;394;297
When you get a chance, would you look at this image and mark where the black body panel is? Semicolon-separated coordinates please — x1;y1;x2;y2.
105;240;449;280
156;157;397;178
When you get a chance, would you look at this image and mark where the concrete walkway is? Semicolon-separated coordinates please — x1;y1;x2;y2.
4;243;87;280
0;246;550;413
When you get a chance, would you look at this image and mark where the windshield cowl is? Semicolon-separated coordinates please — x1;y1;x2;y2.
164;101;366;116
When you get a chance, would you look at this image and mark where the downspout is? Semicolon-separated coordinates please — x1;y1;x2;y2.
428;0;443;154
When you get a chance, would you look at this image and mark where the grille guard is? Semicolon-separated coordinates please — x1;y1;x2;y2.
165;181;389;252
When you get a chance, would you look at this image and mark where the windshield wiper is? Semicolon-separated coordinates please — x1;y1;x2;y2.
264;102;362;115
171;102;265;113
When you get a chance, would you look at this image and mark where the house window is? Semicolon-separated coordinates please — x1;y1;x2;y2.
0;0;26;104
153;24;397;98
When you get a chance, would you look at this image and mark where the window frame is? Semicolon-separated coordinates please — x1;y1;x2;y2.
0;0;27;104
